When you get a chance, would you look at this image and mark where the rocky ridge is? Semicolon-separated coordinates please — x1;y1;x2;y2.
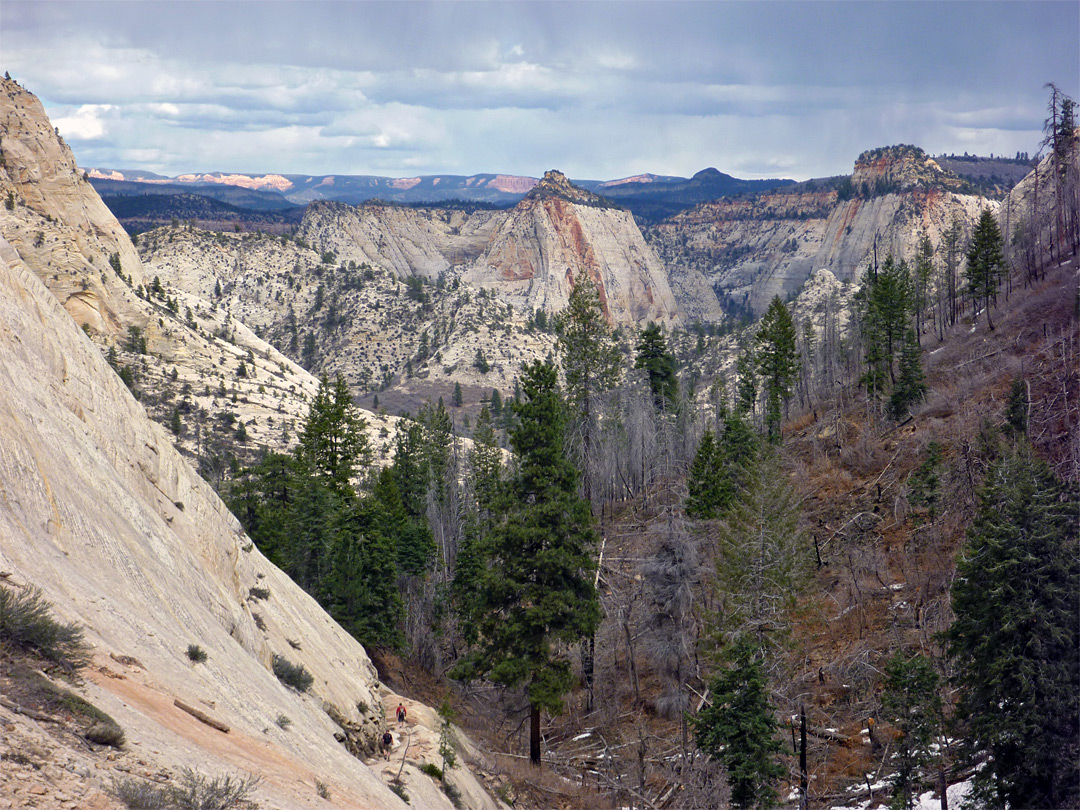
648;147;992;316
139;224;561;412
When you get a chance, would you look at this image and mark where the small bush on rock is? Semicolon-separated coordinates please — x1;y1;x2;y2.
0;583;88;670
272;653;313;692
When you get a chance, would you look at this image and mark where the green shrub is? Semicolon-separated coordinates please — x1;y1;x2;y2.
187;644;208;663
271;654;313;692
0;584;88;670
419;763;443;780
113;769;260;810
248;586;270;601
315;780;330;799
85;720;126;748
275;714;291;729
441;780;463;809
389;783;409;804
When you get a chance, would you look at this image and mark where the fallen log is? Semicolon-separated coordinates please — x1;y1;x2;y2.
0;695;62;723
174;698;230;733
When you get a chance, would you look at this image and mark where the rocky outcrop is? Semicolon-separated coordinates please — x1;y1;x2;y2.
462;171;680;326
291;171;681;328
297;200;501;279
650;148;991;315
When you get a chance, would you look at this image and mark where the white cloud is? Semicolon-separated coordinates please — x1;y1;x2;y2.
53;104;114;140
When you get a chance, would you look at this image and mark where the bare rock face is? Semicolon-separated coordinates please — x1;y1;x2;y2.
292;170;681;328
0;78;143;339
297;200;502;279
650;149;991;315
850;144;966;193
464;170;680;326
0;77;500;810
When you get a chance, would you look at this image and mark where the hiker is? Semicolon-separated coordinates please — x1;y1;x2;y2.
396;703;407;726
382;729;393;760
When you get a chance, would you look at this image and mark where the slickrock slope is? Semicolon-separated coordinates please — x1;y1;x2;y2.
0;78;501;810
650;146;991;315
0;77;397;466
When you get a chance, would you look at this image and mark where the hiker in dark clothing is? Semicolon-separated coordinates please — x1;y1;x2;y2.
382;730;393;760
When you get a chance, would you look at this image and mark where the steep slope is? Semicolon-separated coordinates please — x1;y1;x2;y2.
650;145;991;316
0;77;501;810
0;76;398;470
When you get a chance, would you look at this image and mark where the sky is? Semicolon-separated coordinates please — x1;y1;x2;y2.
2;1;1078;182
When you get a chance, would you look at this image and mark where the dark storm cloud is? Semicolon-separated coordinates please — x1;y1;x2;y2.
3;1;1076;179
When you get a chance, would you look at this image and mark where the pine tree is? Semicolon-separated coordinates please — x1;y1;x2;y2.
881;652;941;810
735;348;758;415
1004;375;1028;436
385;426;435;576
755;296;800;442
686;429;723;519
685;409;759;520
452;381;463;407
913;233;934;336
965;209;1005;330
299;374;370;496
713;450;807;643
888;327;927;419
556;275;621;505
946;447;1079;809
635;322;678;412
323;497;403;649
694;635;784;809
452;360;600;765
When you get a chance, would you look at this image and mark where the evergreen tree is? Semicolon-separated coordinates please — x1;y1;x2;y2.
888;327;927;419
694;635;784;809
946;447;1079;809
685;409;760;520
686;429;723;520
454;406;502;642
556;276;621;504
634;322;678;412
299;374;370;496
913;233;934;336
735;348;758;415
856;255;914;402
881;652;941;810
452;360;600;765
755;296;800;442
1004;375;1028;436
384;428;435;576
323;497;403;649
713;450;807;643
965;209;1005;330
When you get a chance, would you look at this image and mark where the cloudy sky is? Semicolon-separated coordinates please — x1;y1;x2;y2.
3;1;1077;181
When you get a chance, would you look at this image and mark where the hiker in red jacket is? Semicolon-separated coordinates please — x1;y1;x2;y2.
396;702;407;726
